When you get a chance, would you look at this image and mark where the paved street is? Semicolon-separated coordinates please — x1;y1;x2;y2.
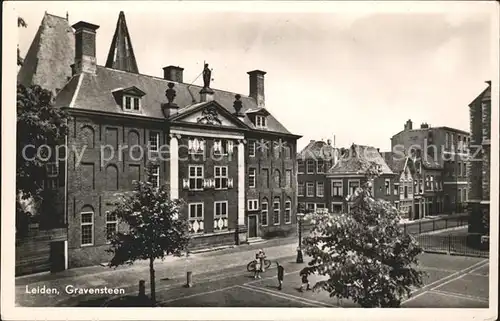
16;235;489;308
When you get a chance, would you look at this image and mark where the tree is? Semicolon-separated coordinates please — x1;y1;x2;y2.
107;169;191;305
16;84;69;234
18;17;27;66
302;163;424;308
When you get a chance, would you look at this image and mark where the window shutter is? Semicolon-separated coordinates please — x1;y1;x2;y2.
228;178;234;188
182;178;189;189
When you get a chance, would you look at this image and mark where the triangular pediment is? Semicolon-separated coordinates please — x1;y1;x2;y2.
170;101;250;130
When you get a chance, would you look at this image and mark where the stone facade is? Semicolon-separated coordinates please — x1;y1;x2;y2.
467;81;491;245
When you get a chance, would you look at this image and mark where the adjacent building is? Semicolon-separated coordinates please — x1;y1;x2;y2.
391;120;470;214
326;144;397;214
467;81;491;245
297;139;339;213
17;12;301;270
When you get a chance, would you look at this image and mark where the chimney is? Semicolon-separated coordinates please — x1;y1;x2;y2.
421;123;429;129
404;119;413;131
247;70;266;108
163;66;184;83
72;21;100;75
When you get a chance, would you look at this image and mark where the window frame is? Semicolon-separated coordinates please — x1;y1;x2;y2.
105;211;118;243
149;165;160;188
149;131;160;152
214;166;228;190
123;95;141;112
331;180;343;196
255;115;267;128
384;179;391;195
248;199;259;211
273;198;280;225
188;202;204;234
284;200;292;224
80;211;94;246
297;159;305;174
316;181;324;197
306;159;315;174
188;165;204;191
331;202;343;214
306;182;315;197
248;140;256;157
261;200;269;226
298;182;305;196
317;159;325;174
248;168;257;188
348;179;361;196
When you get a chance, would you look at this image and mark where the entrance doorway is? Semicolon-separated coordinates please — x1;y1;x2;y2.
248;215;258;238
50;241;66;273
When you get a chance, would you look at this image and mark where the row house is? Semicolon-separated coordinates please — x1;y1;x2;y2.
467;81;491;245
297;140;339;213
391;120;469;214
326;144;397;214
18;12;301;269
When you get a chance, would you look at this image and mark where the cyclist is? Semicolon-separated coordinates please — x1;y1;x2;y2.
254;250;263;278
258;249;267;272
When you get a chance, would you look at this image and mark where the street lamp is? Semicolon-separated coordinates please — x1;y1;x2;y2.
296;212;305;263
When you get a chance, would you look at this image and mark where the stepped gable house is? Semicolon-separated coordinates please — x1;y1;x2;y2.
18;12;301;268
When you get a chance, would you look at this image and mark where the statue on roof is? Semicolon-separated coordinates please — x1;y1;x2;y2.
202;63;212;89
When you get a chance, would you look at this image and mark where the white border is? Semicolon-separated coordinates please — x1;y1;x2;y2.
3;1;499;321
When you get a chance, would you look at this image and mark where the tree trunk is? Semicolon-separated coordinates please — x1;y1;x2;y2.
149;257;156;305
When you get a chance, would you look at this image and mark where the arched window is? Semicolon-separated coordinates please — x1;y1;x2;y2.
81;125;95;149
261;198;268;226
80;206;94;246
274;169;281;188
105;164;119;190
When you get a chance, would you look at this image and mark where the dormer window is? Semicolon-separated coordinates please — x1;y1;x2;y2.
256;115;267;128
124;95;141;111
113;86;146;113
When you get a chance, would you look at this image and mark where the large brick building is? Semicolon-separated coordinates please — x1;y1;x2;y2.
391;120;470;215
297;139;338;213
18;12;301;269
467;81;491;245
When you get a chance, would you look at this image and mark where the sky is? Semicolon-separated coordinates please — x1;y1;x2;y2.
14;1;496;152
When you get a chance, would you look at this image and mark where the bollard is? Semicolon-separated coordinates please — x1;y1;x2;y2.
186;271;193;288
138;280;146;297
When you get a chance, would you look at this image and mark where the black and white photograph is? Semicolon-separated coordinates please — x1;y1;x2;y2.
2;1;498;320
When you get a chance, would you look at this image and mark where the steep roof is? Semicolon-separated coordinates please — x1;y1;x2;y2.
54;66;295;136
381;151;406;173
105;11;139;73
328;144;393;175
297;140;338;160
17;13;74;95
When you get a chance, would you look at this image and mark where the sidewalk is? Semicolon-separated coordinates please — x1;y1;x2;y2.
16;238;300;307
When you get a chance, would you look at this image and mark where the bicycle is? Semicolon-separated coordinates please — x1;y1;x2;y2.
247;258;272;272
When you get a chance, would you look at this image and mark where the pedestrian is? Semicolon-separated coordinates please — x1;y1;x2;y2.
254;251;262;279
276;261;284;290
299;268;311;292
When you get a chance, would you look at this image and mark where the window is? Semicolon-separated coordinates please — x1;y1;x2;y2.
430;176;434;191
464;188;468;201
385;179;390;195
273;198;280;225
214;201;228;231
317;160;325;173
297;160;305;174
285;170;292;188
332;180;343;196
420;179;424;193
306;160;315;174
404;186;408;198
458;188;462;203
260;168;269;188
261;200;268;226
46;162;58;177
393;183;398;195
306;203;316;212
188;203;204;233
274;169;281;188
284;200;291;224
457;135;462;151
249;168;256;188
306;182;314;197
256;115;267;128
214;166;228;189
189;165;204;190
408;185;413;194
316;182;324;197
348;180;360;195
248;140;256;157
81;211;94;246
213;140;226;155
149;165;160;188
188;138;205;155
331;203;342;214
298;182;304;196
106;211;118;241
148;131;159;152
248;199;259;211
123;95;141;111
283;145;291;159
